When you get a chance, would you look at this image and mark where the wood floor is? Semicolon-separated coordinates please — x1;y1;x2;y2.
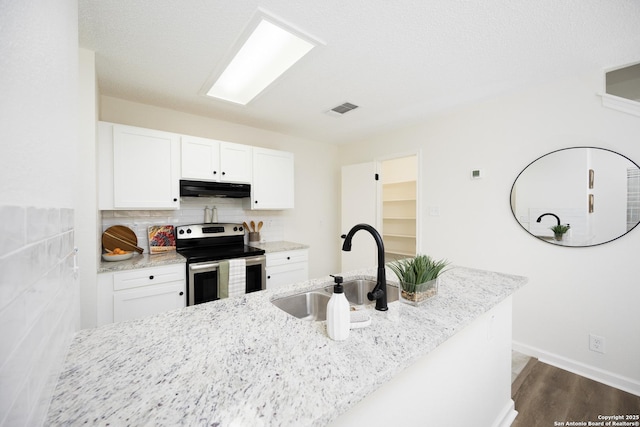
512;358;640;426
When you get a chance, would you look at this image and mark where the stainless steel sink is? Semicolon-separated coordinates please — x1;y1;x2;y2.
271;279;398;321
329;279;399;305
271;291;331;321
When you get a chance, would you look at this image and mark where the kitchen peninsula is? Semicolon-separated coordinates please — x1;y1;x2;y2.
47;266;527;426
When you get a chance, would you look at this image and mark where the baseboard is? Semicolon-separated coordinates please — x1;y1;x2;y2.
513;341;640;397
492;399;517;427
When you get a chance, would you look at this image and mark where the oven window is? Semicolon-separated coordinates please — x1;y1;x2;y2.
193;270;219;304
246;263;263;294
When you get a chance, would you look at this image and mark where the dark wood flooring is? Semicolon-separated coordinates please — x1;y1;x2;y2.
512;358;640;426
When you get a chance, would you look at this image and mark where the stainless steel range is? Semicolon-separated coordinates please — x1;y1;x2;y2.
176;223;266;306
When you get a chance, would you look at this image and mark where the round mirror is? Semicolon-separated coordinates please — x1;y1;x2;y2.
510;147;640;247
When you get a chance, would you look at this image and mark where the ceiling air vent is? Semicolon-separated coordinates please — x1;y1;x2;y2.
326;102;359;116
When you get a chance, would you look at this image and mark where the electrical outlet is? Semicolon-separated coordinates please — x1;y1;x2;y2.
589;334;606;354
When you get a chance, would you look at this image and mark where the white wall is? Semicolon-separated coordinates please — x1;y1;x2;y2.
78;49;100;329
0;1;81;425
338;70;640;395
98;96;341;279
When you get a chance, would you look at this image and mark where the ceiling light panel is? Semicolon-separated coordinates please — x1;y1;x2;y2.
206;12;321;105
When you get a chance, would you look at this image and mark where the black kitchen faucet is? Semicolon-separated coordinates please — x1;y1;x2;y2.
536;212;561;226
341;223;388;311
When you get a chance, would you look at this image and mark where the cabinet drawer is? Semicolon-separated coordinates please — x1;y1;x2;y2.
113;264;185;291
266;249;308;267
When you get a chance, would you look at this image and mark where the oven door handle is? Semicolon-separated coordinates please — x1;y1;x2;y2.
189;262;220;272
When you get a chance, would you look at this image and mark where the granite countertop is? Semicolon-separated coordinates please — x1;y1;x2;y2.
98;251;186;273
249;241;309;253
97;241;306;273
47;265;527;426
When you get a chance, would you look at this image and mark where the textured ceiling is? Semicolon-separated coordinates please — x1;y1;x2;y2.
79;0;640;144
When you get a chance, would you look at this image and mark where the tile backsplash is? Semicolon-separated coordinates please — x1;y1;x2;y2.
0;205;79;426
101;197;287;252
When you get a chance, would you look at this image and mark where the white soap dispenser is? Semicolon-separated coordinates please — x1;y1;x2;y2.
326;275;350;341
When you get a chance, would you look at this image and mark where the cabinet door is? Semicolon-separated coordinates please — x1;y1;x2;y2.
251;148;294;210
181;136;220;181
113;125;180;209
113;282;185;323
220;142;252;183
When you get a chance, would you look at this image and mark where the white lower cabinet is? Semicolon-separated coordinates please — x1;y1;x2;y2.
266;249;309;290
98;264;186;325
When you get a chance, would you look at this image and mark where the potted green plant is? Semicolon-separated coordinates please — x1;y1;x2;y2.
387;254;450;306
550;224;570;241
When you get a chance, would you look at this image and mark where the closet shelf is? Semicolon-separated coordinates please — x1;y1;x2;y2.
383;216;416;220
383;233;416;239
383;180;416;186
382;175;416;263
383;198;416;202
385;250;416;259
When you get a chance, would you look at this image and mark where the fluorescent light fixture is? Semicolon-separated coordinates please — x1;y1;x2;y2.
206;16;318;105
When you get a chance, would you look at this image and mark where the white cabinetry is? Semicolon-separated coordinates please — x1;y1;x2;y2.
98;121;293;210
98;122;180;210
180;135;218;181
98;264;186;325
181;136;252;183
266;249;308;290
220;141;252;183
249;148;294;210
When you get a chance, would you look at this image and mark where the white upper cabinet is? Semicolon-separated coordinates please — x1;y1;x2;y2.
181;136;220;181
99;123;180;210
181;136;252;183
220;142;252;183
98;122;293;211
249;147;294;210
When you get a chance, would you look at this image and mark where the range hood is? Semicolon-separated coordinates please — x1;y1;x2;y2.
180;180;251;198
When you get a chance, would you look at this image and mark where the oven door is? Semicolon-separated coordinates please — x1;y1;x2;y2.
187;255;266;306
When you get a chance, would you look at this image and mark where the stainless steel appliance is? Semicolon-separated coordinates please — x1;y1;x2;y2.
176;223;266;306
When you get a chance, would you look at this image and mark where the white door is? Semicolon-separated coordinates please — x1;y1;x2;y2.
341;162;379;271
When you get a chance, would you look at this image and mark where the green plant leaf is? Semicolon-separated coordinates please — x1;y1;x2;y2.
387;254;450;291
550;224;570;233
